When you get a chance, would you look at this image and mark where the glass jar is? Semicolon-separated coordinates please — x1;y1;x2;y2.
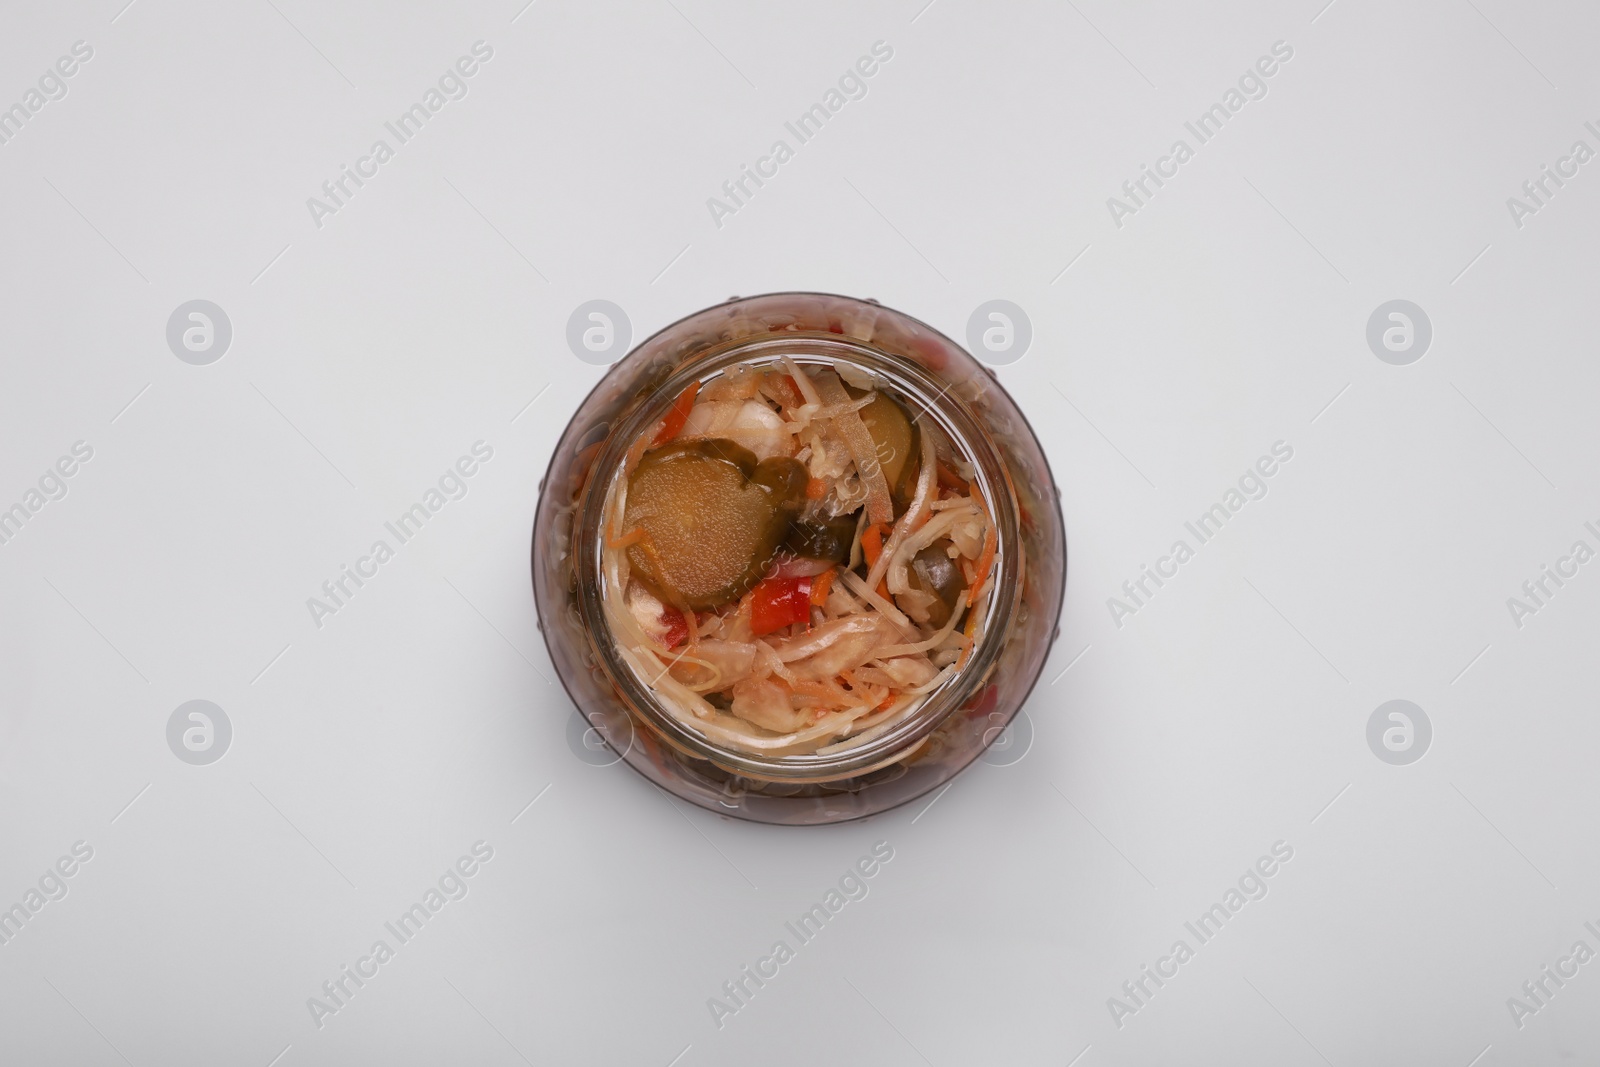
533;293;1064;824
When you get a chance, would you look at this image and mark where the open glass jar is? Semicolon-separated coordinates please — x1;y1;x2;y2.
533;293;1064;824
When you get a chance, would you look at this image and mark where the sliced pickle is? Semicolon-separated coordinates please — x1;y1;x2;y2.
855;391;915;489
623;439;805;609
783;512;861;564
749;451;808;505
909;539;965;628
891;422;922;514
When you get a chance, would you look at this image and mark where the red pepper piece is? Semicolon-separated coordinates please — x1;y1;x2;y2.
659;605;689;649
749;575;813;636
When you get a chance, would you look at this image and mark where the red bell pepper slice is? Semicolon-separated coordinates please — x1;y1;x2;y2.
659;605;689;649
749;575;813;636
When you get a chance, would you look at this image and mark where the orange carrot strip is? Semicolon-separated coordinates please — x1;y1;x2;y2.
607;526;647;550
956;632;976;671
861;522;884;565
627;530;679;612
809;567;836;606
805;476;829;500
860;523;891;599
762;372;803;409
970;522;997;601
652;381;701;446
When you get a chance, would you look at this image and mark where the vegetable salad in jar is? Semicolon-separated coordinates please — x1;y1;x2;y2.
598;356;999;758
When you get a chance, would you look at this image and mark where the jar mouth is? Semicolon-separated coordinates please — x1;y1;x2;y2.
573;332;1023;783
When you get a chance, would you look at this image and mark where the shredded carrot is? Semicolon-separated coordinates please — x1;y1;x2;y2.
972;484;990;516
961;483;997;601
805;476;829;500
860;523;892;599
970;522;997;601
627;529;673;594
861;523;884;565
763;372;803;409
956;628;976;671
935;461;968;493
652;381;701;446
875;694;896;712
607;526;647;550
809;567;835;606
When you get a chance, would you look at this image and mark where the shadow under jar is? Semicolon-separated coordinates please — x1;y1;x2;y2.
533;293;1065;824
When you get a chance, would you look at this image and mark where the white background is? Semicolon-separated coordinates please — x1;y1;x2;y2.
2;1;1598;1064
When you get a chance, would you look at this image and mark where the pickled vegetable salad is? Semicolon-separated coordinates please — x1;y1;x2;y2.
600;361;996;756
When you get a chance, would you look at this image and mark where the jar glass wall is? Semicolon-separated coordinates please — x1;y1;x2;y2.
533;293;1064;824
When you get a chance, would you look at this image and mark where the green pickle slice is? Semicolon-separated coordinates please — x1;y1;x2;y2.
909;539;965;628
623;438;805;609
852;388;921;511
